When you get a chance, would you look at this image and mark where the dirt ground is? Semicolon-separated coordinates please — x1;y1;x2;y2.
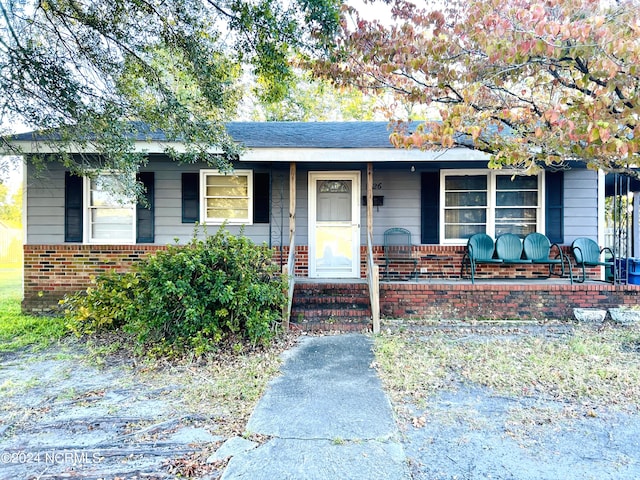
0;343;226;480
397;385;640;480
1;332;640;480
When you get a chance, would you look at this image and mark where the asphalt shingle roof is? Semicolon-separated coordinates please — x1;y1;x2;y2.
10;122;400;149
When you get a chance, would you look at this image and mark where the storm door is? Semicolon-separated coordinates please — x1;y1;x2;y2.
308;172;361;278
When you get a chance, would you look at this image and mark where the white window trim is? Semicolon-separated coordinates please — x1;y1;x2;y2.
200;169;254;225
83;173;136;244
439;169;545;244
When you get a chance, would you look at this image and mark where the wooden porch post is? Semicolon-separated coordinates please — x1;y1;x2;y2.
282;162;297;332
289;162;296;242
367;162;380;334
367;163;373;238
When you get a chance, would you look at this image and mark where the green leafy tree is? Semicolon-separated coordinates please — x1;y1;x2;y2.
0;0;340;193
0;183;22;228
248;71;380;121
322;0;640;176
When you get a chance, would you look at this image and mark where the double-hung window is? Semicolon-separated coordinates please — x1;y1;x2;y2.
200;170;253;224
441;170;543;243
85;173;136;243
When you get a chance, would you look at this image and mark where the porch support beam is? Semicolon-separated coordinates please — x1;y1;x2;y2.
367;162;373;238
366;162;380;334
289;162;296;242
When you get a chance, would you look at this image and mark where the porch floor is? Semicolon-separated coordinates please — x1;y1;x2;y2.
294;276;616;286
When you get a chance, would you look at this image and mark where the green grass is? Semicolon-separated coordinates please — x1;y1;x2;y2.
374;324;640;412
0;268;68;353
0;268;21;298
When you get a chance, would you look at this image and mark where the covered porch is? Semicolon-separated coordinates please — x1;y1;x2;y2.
281;162;639;332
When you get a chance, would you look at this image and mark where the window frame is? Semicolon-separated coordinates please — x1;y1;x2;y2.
439;169;545;244
83;172;136;244
199;169;254;225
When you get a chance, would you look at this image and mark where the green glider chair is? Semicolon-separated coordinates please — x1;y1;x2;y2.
570;237;616;284
523;232;566;279
462;233;502;284
495;233;531;265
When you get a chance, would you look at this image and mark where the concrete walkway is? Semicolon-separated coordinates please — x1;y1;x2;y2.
221;334;410;480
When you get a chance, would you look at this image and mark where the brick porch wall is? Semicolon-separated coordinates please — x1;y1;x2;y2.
367;245;601;281
380;283;640;321
23;243;609;315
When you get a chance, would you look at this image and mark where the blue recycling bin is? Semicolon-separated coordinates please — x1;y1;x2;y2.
629;258;640;285
616;258;640;284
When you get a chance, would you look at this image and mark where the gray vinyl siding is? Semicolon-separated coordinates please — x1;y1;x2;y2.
365;171;421;245
144;158;285;246
563;168;599;244
25;158;290;246
25;159;600;248
26;165;65;244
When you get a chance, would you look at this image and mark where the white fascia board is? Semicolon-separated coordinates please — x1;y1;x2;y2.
239;147;490;162
10;140;490;162
8;140;224;155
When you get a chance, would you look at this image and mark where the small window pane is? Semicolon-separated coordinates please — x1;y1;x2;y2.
445;175;487;190
496;191;538;207
445;209;486;224
495;208;537;221
496;175;537;190
445;192;487;207
207;207;249;219
495;223;537;237
445;224;485;239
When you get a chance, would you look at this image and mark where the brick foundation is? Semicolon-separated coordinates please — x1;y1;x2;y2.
23;244;624;320
380;282;640;321
22;245;166;312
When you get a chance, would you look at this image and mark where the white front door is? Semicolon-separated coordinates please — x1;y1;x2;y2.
309;171;361;278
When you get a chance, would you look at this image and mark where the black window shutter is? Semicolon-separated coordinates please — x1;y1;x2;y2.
65;172;83;242
182;172;199;223
545;171;564;244
253;172;270;224
136;172;155;243
421;172;440;244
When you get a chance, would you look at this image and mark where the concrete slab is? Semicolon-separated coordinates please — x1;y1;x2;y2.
222;438;407;480
223;334;410;479
245;334;398;440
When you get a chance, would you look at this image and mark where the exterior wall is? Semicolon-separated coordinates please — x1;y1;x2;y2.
23;158;603;311
22;244;164;312
26;166;66;244
366;169;422;245
564;168;599;244
26;160;599;248
23;242;605;312
380;282;640;321
25;158;290;247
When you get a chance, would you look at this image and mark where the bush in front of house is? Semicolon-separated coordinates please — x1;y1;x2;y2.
64;227;287;355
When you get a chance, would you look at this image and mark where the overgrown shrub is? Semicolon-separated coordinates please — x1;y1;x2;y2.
64;227;287;355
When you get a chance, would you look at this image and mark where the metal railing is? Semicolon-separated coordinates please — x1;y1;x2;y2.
366;232;380;334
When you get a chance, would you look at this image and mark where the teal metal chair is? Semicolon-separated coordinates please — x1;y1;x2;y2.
383;228;417;279
570;237;616;284
523;233;566;278
461;233;502;284
495;233;531;264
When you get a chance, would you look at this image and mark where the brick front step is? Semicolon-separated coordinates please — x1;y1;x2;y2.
290;281;372;331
